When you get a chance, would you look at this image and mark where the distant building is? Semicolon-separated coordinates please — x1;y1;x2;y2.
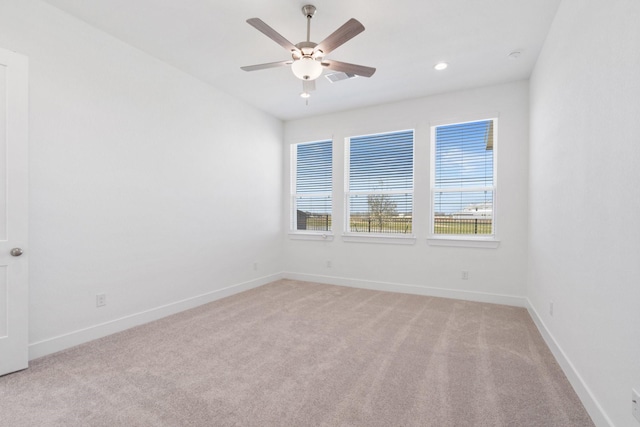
452;202;492;219
296;210;309;230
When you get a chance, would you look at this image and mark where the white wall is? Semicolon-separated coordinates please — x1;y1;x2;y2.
0;0;283;357
284;81;530;305
528;0;640;425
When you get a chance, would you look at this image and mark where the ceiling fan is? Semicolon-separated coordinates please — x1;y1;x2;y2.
241;4;376;99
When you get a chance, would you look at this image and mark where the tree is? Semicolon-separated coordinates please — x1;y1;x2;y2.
367;189;397;232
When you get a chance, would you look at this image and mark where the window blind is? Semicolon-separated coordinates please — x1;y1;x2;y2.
350;130;414;191
347;130;414;234
292;140;332;231
297;141;332;194
435;120;493;189
432;119;495;235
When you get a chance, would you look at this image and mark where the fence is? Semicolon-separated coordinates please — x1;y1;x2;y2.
433;217;492;234
296;214;492;235
297;213;332;231
349;216;412;234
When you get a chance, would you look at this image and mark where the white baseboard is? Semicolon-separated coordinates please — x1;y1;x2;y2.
283;272;527;307
28;273;283;360
526;301;612;427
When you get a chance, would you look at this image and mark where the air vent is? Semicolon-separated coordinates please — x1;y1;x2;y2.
325;72;358;83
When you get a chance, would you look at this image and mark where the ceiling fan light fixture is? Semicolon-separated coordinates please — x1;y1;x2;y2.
300;91;311;98
291;56;323;80
434;62;448;71
292;57;323;80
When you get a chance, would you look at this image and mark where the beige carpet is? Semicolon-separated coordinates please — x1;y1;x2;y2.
0;279;593;426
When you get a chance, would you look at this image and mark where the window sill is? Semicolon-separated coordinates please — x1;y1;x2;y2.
427;236;500;248
342;233;417;245
288;232;334;241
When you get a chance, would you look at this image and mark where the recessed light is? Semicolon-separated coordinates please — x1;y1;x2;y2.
508;51;522;59
434;62;448;71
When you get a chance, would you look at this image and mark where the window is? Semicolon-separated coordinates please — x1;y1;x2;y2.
431;119;496;237
346;130;414;235
291;140;332;232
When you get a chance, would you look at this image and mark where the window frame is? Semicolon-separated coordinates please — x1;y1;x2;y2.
289;139;334;240
428;118;500;248
343;129;416;244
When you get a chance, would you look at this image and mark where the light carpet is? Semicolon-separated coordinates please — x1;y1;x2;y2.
0;279;594;426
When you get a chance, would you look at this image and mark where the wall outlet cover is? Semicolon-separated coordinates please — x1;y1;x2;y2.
96;294;106;307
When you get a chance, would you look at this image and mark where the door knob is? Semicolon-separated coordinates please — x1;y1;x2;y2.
10;248;23;257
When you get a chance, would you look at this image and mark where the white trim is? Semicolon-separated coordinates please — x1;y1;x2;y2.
427;237;500;248
526;301;612;427
284;272;525;307
28;273;283;360
428;111;501;128
288;232;334;241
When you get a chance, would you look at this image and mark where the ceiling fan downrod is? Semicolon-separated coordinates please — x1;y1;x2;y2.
302;5;317;43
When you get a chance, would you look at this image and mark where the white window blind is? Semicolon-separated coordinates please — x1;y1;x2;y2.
291;140;332;232
346;130;414;234
432;119;496;236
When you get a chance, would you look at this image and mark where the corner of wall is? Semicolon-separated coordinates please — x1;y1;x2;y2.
525;300;612;426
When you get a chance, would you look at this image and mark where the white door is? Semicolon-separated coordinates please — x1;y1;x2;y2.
0;47;29;376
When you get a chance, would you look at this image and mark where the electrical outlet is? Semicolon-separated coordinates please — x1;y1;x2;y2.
461;271;469;280
96;293;106;307
549;302;554;316
326;260;332;268
253;262;258;271
633;389;640;422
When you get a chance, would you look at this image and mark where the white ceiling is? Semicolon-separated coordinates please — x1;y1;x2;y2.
41;0;561;121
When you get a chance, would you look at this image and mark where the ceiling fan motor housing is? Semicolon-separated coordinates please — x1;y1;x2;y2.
302;5;316;19
294;42;322;59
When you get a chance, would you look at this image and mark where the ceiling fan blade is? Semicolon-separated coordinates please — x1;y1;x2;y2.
241;60;293;72
246;18;298;53
321;60;376;77
303;79;316;92
316;18;365;55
